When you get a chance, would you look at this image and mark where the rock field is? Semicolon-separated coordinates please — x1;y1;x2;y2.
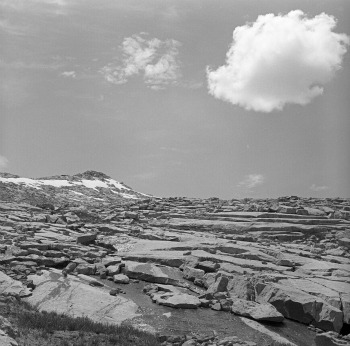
1;171;350;346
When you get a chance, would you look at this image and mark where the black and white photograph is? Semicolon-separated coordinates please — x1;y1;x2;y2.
1;1;350;345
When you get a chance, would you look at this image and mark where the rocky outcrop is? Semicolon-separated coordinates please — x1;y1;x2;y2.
1;174;350;344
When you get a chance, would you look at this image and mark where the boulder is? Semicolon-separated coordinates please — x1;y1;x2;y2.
107;264;122;276
207;275;229;294
102;256;122;267
122;211;138;220
196;261;219;273
153;293;201;309
227;275;255;301
257;282;343;332
182;266;205;282
75;263;96;275
64;262;77;273
304;207;326;216
76;233;97;245
278;278;342;310
113;274;130;284
278;205;297;214
123;261;182;286
0;271;32;298
231;298;284;323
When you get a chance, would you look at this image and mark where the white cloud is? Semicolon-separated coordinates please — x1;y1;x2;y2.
61;71;76;78
207;10;349;112
100;33;181;89
0;155;9;171
238;174;264;189
310;184;329;192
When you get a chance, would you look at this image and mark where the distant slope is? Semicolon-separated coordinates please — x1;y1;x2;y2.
0;170;151;207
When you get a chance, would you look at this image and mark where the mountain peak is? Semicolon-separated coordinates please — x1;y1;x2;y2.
74;170;112;180
0;170;151;206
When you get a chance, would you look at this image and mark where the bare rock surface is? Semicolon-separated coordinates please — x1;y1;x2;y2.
25;269;139;325
1;171;350;345
0;272;32;298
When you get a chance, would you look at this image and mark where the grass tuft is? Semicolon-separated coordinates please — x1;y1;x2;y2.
2;299;159;346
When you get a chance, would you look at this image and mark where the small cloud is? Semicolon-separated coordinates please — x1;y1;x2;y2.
0;155;9;171
207;10;349;112
310;184;329;192
100;33;181;89
61;71;76;78
238;174;264;189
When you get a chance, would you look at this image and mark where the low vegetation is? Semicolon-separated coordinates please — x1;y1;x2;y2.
1;298;159;346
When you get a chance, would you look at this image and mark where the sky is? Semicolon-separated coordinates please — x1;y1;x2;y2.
1;0;350;199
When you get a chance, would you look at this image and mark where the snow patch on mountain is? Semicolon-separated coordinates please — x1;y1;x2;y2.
0;177;132;192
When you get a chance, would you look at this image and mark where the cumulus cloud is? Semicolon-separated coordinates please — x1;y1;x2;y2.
100;33;181;89
238;174;264;189
207;10;349;112
0;155;9;171
310;184;329;192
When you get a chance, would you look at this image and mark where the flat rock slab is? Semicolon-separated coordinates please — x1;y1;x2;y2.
153;292;201;309
25;269;139;325
124;261;183;286
231;298;284;322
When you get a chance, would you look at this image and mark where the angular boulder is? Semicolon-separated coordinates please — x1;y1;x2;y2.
123;261;182;286
75;263;96;275
0;271;32;298
102;256;122;267
153;292;201;309
76;233;97;245
182;266;205;282
231;298;284;322
196;261;219;273
113;274;130;284
227;275;255;301
207;275;229;294
107;264;122;276
257;282;343;332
